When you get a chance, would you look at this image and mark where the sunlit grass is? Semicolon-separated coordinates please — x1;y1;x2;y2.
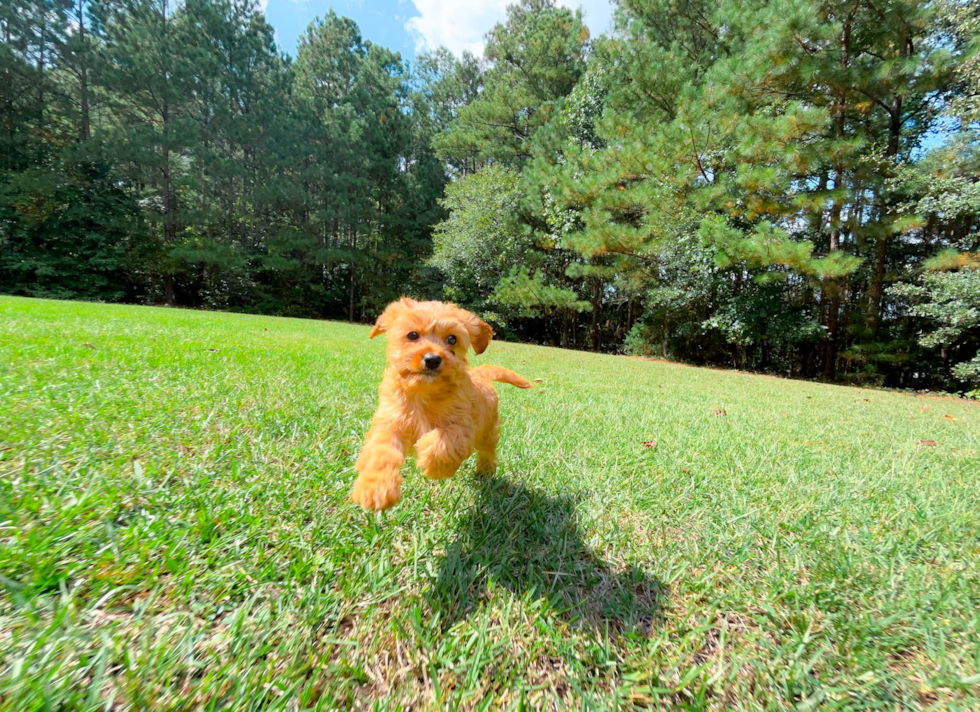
1;295;978;710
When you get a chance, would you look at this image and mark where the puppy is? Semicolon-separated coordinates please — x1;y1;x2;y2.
351;298;532;511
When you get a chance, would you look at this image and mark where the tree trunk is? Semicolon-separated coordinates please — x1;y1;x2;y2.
77;0;90;142
887;96;902;158
3;21;12;168
349;265;356;322
37;24;45;129
162;106;177;305
822;15;852;381
867;234;889;334
159;0;177;305
822;163;845;380
868;91;904;335
162;150;176;242
590;278;601;351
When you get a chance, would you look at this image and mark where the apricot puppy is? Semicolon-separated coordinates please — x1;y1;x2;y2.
351;298;532;511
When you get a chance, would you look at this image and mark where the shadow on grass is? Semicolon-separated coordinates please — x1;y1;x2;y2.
427;474;666;635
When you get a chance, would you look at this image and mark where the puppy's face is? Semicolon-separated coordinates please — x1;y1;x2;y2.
370;298;492;387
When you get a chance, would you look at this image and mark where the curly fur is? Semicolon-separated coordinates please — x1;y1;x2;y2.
351;298;532;511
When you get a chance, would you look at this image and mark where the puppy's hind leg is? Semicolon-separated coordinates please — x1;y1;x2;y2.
352;426;405;511
475;417;499;475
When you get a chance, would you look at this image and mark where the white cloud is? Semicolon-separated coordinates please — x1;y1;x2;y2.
405;0;613;57
406;0;509;57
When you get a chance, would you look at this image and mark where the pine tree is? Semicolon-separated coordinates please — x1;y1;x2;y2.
540;0;954;374
434;0;589;170
92;0;203;303
430;0;594;345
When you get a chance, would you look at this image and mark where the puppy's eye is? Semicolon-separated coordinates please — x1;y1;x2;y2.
407;331;419;341
447;335;457;345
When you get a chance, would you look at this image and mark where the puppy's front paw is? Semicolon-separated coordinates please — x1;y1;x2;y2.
416;430;459;480
351;472;401;511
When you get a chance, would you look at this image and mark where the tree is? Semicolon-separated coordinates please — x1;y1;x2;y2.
431;0;595;345
0;0;148;301
292;11;447;320
0;161;143;300
890;253;980;391
430;164;530;305
883;0;980;391
536;0;955;376
434;0;589;170
93;0;202;303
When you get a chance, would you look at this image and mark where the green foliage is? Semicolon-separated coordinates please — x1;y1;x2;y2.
291;10;446;318
937;0;980;127
703;217;862;280
517;0;974;384
494;266;590;317
890;264;980;386
1;0;455;316
888;128;979;389
0;158;144;300
430;165;530;305
434;0;589;169
427;0;595;347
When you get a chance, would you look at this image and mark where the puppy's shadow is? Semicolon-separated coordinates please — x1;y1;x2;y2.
427;474;666;635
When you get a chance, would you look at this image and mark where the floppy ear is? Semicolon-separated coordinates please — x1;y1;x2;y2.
369;297;417;339
466;313;493;354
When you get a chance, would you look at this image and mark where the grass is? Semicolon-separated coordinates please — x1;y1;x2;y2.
1;295;978;711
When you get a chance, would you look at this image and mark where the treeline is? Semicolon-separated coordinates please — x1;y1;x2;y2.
2;0;979;393
429;0;980;392
0;0;478;318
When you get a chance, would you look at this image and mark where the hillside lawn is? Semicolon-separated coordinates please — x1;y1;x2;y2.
1;296;979;711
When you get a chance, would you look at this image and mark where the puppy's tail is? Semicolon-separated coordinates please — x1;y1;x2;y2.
471;364;533;389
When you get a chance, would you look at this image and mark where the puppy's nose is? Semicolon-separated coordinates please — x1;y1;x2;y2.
423;353;442;370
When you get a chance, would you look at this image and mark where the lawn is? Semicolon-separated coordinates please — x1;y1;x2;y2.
1;296;979;711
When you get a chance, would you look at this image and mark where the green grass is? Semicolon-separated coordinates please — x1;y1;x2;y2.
1;296;978;711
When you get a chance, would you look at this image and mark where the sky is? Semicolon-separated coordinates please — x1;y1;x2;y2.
261;0;615;61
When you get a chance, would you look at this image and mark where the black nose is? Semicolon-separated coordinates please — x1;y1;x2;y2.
423;353;442;370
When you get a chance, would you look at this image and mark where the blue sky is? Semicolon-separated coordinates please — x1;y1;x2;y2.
261;0;615;62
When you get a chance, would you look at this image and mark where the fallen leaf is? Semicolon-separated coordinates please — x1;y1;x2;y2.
681;467;689;473
83;343;97;349
642;440;657;448
533;378;543;383
714;409;727;417
206;348;219;353
862;398;870;402
944;415;957;421
917;440;938;447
